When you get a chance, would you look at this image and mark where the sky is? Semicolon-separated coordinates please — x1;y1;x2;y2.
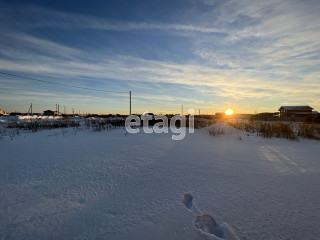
0;0;320;115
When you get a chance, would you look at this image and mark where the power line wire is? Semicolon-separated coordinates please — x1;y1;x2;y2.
0;71;186;114
131;93;180;113
0;71;128;94
132;93;177;107
0;104;30;108
132;93;165;104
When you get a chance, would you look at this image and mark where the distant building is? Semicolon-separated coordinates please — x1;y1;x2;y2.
312;111;319;115
10;112;22;116
43;110;55;116
0;109;6;115
278;106;313;117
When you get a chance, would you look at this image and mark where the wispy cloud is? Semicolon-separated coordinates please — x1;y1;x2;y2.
0;0;320;113
1;33;318;107
0;3;225;34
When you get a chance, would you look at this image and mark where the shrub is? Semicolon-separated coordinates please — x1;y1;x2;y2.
209;127;225;136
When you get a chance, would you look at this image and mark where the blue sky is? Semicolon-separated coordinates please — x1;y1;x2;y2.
0;0;320;114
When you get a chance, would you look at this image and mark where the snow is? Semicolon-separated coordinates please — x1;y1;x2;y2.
207;122;241;135
0;124;319;240
0;115;64;123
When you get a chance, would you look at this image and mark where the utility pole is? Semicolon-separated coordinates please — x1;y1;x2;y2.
181;105;184;116
199;109;200;116
27;103;32;116
129;91;132;115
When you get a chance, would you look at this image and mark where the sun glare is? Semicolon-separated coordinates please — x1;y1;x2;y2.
225;109;234;116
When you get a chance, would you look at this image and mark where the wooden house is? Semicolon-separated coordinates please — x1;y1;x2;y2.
278;106;313;117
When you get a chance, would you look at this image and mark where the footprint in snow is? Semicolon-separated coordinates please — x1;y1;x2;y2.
182;193;193;210
194;214;224;238
182;193;239;240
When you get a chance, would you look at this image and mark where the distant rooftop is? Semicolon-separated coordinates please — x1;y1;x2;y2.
278;106;313;111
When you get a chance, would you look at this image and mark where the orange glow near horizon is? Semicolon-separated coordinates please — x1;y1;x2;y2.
225;109;234;116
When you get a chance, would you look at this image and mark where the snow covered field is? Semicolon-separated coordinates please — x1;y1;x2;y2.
0;124;319;240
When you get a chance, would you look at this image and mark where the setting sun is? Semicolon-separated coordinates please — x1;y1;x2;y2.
225;109;234;116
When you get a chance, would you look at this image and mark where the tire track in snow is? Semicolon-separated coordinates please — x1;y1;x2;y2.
265;146;308;174
259;146;294;175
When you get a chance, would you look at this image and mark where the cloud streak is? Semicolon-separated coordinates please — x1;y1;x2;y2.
1;33;318;107
0;0;320;113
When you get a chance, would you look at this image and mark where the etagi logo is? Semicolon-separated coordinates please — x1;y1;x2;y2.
125;109;195;140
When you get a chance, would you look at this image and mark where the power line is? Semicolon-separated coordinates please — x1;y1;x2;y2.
0;71;128;94
131;93;180;113
132;93;177;107
0;104;30;108
132;93;165;104
132;93;167;107
0;71;187;115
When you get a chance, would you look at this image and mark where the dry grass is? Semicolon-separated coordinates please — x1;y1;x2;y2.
6;118;125;132
209;126;225;136
227;121;320;140
7;120;81;132
84;118;125;131
297;122;320;139
192;118;215;129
